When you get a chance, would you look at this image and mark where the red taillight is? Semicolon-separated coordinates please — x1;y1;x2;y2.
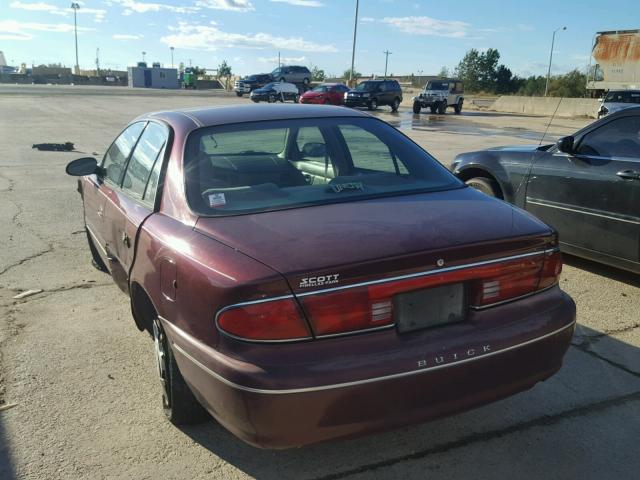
217;298;311;341
538;250;563;289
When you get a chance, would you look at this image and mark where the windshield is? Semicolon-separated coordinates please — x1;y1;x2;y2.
245;75;258;81
311;85;330;92
354;82;378;92
261;82;277;90
426;81;449;90
184;117;462;216
605;91;640;104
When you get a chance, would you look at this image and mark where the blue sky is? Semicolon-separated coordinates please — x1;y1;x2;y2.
2;0;639;77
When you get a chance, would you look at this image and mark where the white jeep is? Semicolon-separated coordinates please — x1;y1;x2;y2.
412;79;464;115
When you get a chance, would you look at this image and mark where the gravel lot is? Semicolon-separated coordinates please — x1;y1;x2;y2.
1;85;639;480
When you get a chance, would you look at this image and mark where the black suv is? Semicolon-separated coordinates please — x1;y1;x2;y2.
234;73;272;97
344;79;403;111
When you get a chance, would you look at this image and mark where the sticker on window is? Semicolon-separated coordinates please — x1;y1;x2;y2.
208;193;226;208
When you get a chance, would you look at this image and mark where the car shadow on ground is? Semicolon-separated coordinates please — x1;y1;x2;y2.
178;325;640;480
0;414;17;480
563;253;640;288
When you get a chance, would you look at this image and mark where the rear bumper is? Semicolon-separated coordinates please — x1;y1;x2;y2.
163;287;575;448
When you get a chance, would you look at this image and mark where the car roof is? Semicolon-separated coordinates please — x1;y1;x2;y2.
145;104;369;129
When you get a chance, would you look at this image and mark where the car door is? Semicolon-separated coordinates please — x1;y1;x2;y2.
102;121;169;292
525;114;640;263
84;122;146;269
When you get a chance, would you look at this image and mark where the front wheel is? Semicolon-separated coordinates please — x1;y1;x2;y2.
294;94;300;103
430;105;437;114
152;318;209;425
437;100;447;114
412;102;421;114
368;98;378;110
391;97;400;112
235;92;243;97
303;77;310;85
454;99;463;114
465;177;500;197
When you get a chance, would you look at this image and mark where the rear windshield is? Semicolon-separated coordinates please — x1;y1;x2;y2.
605;91;640;103
184;117;462;216
426;81;450;90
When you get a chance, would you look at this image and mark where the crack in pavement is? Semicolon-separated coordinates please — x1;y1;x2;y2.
312;390;640;480
0;245;54;277
0;281;113;308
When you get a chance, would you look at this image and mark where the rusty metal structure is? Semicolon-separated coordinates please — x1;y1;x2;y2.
587;29;640;95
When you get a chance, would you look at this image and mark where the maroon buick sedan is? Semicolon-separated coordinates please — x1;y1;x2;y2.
66;104;575;448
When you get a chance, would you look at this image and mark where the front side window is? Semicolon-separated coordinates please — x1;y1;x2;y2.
184;117;462;216
354;82;379;92
577;116;640;158
122;122;168;200
102;122;146;185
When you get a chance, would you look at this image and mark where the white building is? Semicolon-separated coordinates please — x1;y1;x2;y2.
128;64;179;89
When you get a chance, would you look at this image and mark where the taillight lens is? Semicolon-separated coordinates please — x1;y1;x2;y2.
538;250;563;289
217;298;311;341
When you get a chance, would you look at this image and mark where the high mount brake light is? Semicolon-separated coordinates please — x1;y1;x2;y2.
217;250;563;341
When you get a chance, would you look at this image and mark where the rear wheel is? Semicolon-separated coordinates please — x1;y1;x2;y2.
235;92;243;97
437;100;447;114
368;98;378;110
412;102;421;114
430;105;437;114
268;95;275;103
303;77;310;85
454;99;463;114
391;97;400;112
465;177;500;197
152;318;209;425
279;77;286;82
295;94;300;103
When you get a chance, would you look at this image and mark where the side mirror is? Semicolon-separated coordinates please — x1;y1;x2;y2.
556;136;574;154
301;142;327;157
65;157;98;176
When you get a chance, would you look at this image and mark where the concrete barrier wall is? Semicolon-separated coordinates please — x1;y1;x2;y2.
491;96;600;118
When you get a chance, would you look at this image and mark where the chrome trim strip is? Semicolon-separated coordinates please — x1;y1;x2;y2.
470;283;558;311
295;248;558;297
315;323;395;339
172;320;576;395
527;198;640;226
85;224;108;257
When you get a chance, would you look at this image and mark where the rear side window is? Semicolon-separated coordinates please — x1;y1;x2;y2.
576;116;640;158
122;122;168;200
102;122;145;185
184;117;461;216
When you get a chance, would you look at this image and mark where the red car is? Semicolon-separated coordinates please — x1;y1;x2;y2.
300;83;350;105
66;104;575;449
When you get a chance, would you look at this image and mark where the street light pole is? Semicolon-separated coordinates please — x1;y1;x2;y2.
349;0;359;85
170;46;174;68
71;3;80;74
383;50;392;79
142;51;146;63
545;26;566;97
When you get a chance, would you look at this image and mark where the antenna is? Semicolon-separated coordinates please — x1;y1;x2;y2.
512;97;564;198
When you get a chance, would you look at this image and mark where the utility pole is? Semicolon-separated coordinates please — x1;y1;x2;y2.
170;46;174;68
71;3;80;74
545;26;566;96
278;51;281;68
142;51;146;63
95;47;100;76
383;50;392;79
349;0;359;86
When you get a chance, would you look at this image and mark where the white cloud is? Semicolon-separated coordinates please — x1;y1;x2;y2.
112;0;199;14
360;16;375;23
113;33;144;40
269;0;323;7
9;1;107;22
0;19;94;41
195;0;254;11
258;55;307;63
381;16;469;38
161;22;337;52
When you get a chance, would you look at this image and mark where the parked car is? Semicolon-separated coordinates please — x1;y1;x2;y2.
270;65;311;85
234;73;272;97
597;89;640;117
299;83;350;105
250;82;300;103
65;104;575;449
344;79;403;111
452;106;640;274
412;79;464;114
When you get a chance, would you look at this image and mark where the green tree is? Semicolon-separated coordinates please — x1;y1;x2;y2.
342;68;362;80
217;60;232;78
310;65;326;81
455;49;482;91
437;66;450;78
547;69;587;97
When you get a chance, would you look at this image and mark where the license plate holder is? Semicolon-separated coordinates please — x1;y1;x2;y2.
395;283;466;333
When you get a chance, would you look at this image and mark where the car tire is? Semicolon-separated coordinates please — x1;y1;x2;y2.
268;95;275;103
368;98;378;110
430;105;437;114
295;94;300;103
391;98;400;112
279;77;286;82
454;99;463;114
413;102;422;114
152;318;209;425
252;98;259;103
235;92;243;97
465;177;500;197
324;99;330;105
303;78;310;85
438;100;447;114
86;228;108;273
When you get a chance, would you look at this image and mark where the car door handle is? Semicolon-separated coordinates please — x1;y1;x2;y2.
121;231;131;248
616;170;640;181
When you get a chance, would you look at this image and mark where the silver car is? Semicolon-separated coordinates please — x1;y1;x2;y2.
598;90;640;117
270;65;311;85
